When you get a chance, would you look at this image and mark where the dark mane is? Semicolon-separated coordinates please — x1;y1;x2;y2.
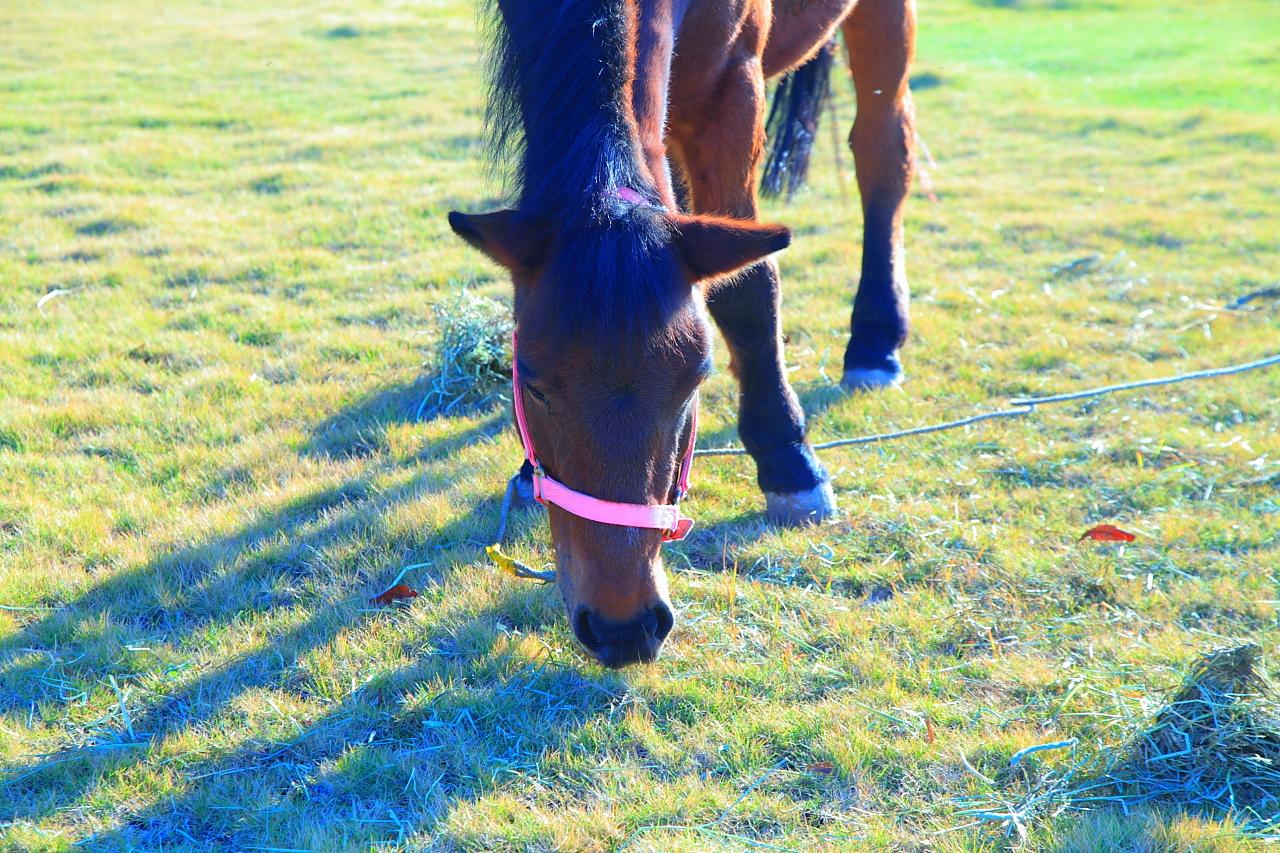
480;0;682;340
481;0;657;221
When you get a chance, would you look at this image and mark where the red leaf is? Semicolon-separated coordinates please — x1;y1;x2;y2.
807;761;835;776
1078;524;1136;543
372;583;419;606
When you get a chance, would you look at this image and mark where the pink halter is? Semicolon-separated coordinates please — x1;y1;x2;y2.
511;331;696;541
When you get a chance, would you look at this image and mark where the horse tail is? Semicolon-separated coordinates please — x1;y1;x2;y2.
760;40;836;200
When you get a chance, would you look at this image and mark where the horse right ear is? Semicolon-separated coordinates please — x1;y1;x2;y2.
668;213;792;283
448;210;550;273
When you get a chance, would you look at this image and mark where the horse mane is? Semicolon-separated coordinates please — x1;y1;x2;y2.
479;0;683;340
481;0;655;220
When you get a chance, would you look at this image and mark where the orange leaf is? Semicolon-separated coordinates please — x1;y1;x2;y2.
925;717;937;744
372;583;419;606
1078;524;1136;543
807;761;835;776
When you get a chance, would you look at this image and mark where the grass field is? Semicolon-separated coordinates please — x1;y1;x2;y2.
2;0;1278;849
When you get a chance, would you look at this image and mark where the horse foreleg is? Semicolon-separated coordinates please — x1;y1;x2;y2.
840;0;916;391
669;58;837;526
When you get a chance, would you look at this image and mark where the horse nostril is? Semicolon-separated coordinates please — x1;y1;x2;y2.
572;606;603;653
570;604;674;667
650;601;674;644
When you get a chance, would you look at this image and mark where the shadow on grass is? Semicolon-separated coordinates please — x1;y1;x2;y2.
0;384;602;847
303;377;437;460
0;470;503;808
71;594;622;849
0;368;793;846
302;376;509;461
667;512;776;575
795;379;851;421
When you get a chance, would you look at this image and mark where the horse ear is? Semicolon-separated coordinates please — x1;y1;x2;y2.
448;210;550;273
669;214;792;283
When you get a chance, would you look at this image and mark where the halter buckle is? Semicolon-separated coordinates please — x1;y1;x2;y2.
530;461;547;504
661;516;695;542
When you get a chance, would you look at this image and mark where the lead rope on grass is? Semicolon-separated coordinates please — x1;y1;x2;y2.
489;351;1280;583
487;474;556;582
694;352;1280;456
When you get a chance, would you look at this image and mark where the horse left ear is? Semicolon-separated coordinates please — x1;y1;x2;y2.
668;213;792;283
448;209;550;273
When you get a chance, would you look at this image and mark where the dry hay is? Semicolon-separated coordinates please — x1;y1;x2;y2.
960;644;1280;839
1115;643;1280;827
418;291;512;419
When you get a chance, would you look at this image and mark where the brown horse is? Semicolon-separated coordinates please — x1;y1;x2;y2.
449;0;915;666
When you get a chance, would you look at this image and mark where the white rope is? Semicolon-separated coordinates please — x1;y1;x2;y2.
1008;352;1280;406
693;352;1280;458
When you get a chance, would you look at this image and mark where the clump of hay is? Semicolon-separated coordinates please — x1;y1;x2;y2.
1116;643;1280;828
958;644;1280;838
417;291;512;420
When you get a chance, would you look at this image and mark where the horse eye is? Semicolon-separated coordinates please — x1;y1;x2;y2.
523;382;548;404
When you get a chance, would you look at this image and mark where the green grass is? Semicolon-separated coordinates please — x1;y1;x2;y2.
1;0;1278;849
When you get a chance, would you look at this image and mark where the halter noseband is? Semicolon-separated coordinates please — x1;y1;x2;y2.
511;331;696;542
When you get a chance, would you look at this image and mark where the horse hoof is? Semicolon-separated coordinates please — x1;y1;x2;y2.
842;350;904;392
765;481;838;526
841;365;904;392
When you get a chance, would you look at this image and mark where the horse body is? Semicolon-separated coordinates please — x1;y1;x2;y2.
669;0;916;367
449;0;916;666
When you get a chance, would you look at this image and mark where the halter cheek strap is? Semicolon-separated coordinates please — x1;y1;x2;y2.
511;331;696;542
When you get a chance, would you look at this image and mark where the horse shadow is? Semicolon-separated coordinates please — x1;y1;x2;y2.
60;592;622;849
0;385;565;844
301;375;509;461
794;378;850;421
666;511;776;577
0;371;805;847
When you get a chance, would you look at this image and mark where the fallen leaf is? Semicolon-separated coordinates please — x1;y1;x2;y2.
925;717;937;744
372;583;419;606
807;761;835;776
1078;524;1136;543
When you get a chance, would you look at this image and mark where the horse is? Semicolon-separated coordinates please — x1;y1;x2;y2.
449;0;916;666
